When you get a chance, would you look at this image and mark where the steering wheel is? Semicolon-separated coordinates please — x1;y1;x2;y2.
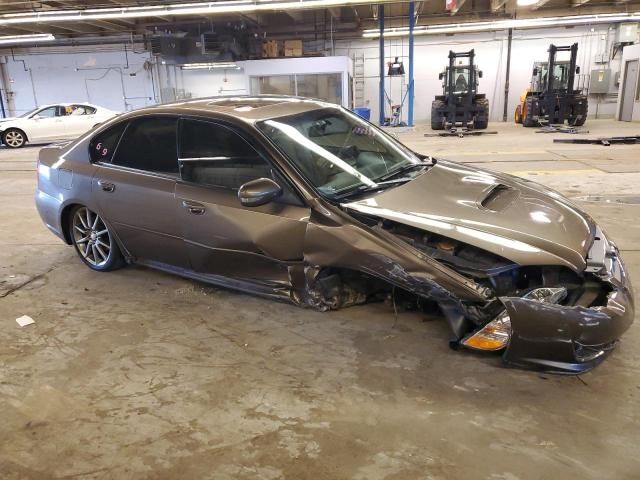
337;144;360;164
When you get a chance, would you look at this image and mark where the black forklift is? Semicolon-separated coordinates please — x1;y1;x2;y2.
431;49;489;130
515;43;588;127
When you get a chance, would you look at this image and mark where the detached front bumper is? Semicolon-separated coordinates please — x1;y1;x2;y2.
502;285;634;373
502;230;635;374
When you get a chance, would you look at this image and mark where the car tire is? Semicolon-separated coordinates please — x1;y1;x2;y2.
2;128;27;148
68;205;124;272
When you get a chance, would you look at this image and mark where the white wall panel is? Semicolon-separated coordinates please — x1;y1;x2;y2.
4;45;156;116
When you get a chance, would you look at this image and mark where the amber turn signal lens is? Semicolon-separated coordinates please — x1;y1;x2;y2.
461;311;511;351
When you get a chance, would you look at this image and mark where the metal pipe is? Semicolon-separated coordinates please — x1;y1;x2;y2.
502;27;512;122
407;1;414;127
379;5;385;125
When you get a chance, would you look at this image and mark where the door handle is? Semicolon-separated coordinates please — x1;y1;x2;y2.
97;180;115;192
182;200;206;215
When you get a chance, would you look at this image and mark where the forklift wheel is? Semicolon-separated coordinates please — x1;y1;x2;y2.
514;105;523;124
522;98;537;127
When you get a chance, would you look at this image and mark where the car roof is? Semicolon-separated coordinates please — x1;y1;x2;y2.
136;95;340;122
36;103;99;109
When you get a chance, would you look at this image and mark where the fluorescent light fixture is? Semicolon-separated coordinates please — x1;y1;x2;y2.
0;33;55;45
363;12;640;38
0;0;382;25
517;0;538;5
180;62;240;70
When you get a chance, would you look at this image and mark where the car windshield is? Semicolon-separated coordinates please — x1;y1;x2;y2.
19;108;41;118
257;107;425;198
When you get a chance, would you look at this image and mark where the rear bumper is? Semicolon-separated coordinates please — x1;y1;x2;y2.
502;255;634;374
35;188;66;243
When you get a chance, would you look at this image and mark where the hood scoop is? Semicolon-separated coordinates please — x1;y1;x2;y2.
480;184;519;211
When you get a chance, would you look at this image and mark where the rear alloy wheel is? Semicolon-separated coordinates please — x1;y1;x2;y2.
2;129;26;148
70;206;123;271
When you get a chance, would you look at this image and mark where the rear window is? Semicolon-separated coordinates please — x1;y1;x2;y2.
89;121;127;163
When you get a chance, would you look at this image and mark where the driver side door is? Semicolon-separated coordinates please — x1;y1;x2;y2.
175;118;310;285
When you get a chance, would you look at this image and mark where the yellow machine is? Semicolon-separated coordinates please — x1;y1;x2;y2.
513;89;529;124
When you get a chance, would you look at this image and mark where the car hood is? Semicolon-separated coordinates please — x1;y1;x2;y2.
342;159;596;271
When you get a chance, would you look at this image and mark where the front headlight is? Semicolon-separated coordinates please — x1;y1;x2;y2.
461;287;567;351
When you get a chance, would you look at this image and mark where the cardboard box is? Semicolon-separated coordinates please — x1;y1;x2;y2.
284;40;303;57
262;40;281;58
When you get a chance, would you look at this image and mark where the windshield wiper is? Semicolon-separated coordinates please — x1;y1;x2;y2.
335;178;411;200
377;161;432;182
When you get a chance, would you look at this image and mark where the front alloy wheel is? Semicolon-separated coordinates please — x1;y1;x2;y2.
70;206;123;271
3;129;26;148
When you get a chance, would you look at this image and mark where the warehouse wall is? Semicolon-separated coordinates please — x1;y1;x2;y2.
336;23;627;124
2;44;157;116
0;24;632;124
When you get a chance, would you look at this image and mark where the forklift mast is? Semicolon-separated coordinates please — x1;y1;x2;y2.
546;43;578;92
444;49;477;95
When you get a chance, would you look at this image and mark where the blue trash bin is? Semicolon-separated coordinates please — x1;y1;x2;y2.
353;107;371;121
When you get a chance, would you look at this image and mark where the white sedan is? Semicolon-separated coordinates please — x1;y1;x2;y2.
0;103;118;148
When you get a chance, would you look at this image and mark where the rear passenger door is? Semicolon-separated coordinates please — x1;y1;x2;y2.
65;104;98;137
91;116;188;269
175;118;310;283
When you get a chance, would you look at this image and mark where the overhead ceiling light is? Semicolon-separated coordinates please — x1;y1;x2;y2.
0;33;55;45
516;0;538;6
363;13;640;38
180;62;240;70
0;0;382;25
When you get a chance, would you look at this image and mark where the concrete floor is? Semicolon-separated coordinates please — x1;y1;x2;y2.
1;120;639;479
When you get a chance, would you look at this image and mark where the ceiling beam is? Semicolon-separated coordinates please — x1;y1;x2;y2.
450;0;468;15
84;20;131;32
284;11;304;23
531;0;553;11
327;7;341;19
491;0;508;10
0;23;76;36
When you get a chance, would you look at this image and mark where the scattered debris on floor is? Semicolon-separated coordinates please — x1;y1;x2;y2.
424;128;498;138
535;124;588;134
553;135;640;146
15;315;35;327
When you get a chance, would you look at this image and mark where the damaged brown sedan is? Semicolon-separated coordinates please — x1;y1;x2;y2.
35;96;634;373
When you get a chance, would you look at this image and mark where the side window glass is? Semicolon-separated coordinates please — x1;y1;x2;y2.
90;122;127;162
70;105;95;115
179;119;271;190
111;117;178;175
36;107;57;118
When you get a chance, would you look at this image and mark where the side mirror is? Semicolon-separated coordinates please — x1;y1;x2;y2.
238;177;282;207
478;70;483;78
533;68;538;76
576;66;581;74
438;72;444;80
32;114;41;120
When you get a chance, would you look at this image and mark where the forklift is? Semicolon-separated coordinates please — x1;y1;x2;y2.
431;49;489;130
514;43;588;127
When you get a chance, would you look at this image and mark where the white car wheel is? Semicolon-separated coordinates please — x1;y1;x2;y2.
2;129;26;148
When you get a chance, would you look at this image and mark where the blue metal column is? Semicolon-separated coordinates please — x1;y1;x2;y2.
378;5;385;125
407;1;415;127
